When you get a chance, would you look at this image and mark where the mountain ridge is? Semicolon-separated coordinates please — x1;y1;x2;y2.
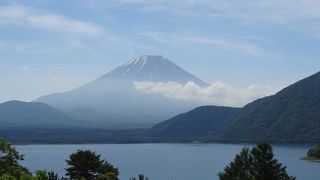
216;71;320;143
150;106;240;140
2;71;320;143
0;100;74;128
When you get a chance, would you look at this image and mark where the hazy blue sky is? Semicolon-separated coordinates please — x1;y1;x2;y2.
1;0;320;103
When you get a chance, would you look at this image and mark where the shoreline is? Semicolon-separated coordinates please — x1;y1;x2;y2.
12;142;316;146
301;156;320;162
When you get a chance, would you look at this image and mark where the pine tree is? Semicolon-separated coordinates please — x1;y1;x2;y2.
251;143;293;180
218;143;295;180
47;171;59;180
218;148;252;180
65;150;119;180
138;174;144;180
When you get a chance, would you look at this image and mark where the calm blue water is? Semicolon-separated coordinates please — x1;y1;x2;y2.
16;144;319;180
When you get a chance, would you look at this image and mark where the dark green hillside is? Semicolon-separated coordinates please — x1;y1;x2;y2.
150;106;239;140
219;71;320;143
0;100;74;128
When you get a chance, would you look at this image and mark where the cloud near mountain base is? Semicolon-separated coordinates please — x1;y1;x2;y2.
133;81;282;107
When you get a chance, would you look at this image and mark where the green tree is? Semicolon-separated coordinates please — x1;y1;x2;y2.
218;148;252;180
47;171;58;180
251;143;293;180
138;174;144;180
65;150;118;180
218;142;295;180
130;174;149;180
96;172;117;180
98;162;119;177
20;174;36;180
33;170;59;180
35;170;48;180
0;139;30;178
0;173;16;180
307;144;320;159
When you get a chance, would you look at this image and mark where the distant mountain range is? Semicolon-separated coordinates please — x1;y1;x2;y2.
35;55;207;126
1;56;320;143
0;101;73;128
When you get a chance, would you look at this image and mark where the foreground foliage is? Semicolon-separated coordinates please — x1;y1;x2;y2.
218;142;296;180
0;139;30;178
129;174;149;180
65;150;119;180
0;138;119;180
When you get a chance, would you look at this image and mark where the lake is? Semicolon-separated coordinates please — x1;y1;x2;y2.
16;144;318;180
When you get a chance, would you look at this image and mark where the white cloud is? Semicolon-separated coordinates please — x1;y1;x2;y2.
139;32;174;44
0;41;74;54
112;0;320;35
134;81;282;107
47;73;62;81
140;32;270;57
0;5;104;36
111;0;320;20
182;36;263;56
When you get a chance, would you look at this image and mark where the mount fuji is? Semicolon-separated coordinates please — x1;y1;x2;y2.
35;55;208;127
100;55;207;86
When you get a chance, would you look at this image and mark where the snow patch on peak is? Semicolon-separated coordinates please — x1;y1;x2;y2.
100;55;208;86
128;55;168;66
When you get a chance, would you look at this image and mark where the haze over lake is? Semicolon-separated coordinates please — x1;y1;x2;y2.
17;144;318;180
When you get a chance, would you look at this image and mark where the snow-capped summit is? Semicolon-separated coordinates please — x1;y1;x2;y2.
100;55;208;86
128;55;168;65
